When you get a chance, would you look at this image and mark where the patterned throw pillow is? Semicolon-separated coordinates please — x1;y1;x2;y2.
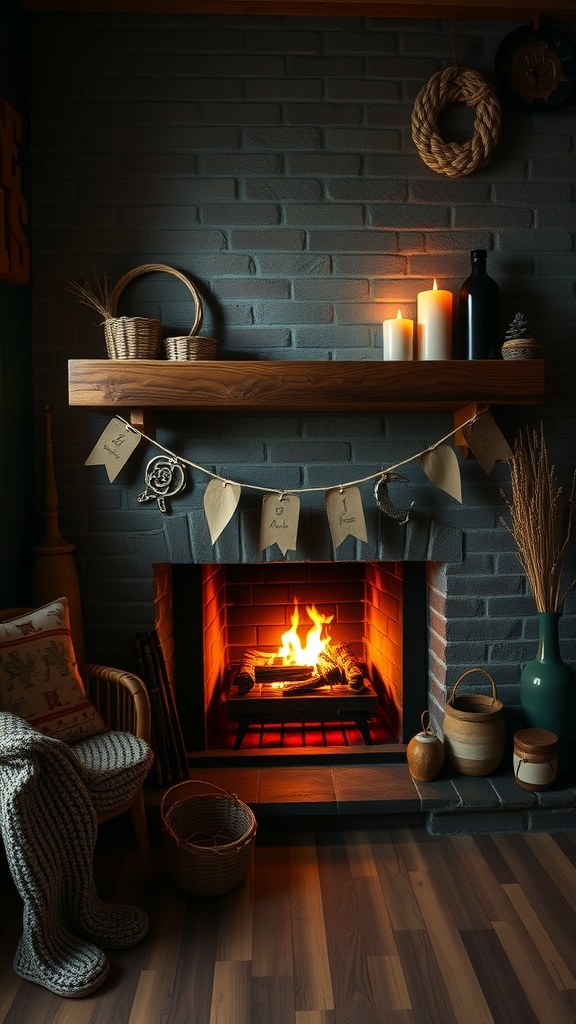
0;598;106;743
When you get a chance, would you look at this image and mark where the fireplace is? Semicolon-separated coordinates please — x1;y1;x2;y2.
156;560;430;760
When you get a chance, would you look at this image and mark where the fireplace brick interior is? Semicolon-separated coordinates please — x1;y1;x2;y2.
157;560;429;754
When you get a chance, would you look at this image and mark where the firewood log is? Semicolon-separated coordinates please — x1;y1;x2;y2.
234;649;259;694
332;641;365;690
282;675;324;695
255;665;311;682
316;649;343;685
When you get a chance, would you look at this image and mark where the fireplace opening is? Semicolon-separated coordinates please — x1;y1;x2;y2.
161;560;429;759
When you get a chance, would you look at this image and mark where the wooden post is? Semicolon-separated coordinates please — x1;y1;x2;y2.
32;406;86;665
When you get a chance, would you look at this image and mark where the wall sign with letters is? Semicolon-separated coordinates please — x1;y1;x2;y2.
0;98;29;284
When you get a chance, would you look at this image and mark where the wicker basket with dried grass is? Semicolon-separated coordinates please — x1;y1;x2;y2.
69;265;162;358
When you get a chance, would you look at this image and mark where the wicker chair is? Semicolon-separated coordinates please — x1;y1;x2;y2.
81;662;153;879
0;609;153;882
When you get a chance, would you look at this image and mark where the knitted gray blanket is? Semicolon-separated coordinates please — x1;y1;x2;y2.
0;712;149;998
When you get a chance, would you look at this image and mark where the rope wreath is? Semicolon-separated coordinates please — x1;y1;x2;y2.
411;65;501;178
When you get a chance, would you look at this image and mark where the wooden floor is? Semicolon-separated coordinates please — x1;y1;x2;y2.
1;824;575;1024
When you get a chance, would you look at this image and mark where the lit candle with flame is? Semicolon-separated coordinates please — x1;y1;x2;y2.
383;308;414;360
416;279;453;359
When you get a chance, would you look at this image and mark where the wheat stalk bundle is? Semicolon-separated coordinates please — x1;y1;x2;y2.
68;270;113;320
502;423;576;613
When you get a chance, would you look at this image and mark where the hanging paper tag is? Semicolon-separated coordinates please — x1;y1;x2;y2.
463;411;513;475
420;444;462;503
325;486;368;549
204;479;241;544
260;493;300;555
85;417;141;481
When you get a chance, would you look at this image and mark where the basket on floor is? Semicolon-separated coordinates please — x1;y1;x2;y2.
161;780;257;896
443;667;505;776
104;263;202;359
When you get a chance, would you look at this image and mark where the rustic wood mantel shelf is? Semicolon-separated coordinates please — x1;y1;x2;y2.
68;358;545;432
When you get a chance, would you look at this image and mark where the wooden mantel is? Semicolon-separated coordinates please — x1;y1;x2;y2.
69;358;545;433
19;0;576;19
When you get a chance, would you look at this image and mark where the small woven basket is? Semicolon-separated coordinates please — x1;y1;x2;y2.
164;335;217;361
161;780;257;896
163;278;217;361
443;668;505;776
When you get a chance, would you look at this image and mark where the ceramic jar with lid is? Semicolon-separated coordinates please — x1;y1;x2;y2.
406;711;445;782
513;728;558;792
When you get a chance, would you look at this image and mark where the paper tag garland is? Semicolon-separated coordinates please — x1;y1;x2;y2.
462;411;513;475
204;479;242;544
325;486;368;549
85;417;141;481
420;445;462;503
83;411;507;541
260;493;300;555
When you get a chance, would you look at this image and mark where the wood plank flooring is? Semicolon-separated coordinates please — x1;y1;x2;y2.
1;825;575;1023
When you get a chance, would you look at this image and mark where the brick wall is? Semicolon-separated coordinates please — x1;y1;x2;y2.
26;13;576;730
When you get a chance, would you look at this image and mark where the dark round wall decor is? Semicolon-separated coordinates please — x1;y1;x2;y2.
495;25;576;111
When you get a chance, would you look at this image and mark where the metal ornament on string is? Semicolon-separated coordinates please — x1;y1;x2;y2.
138;456;187;513
374;472;414;525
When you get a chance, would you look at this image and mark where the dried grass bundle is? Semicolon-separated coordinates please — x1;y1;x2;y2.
502;423;576;612
68;269;113;320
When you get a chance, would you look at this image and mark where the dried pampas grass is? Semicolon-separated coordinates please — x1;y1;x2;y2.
502;423;576;613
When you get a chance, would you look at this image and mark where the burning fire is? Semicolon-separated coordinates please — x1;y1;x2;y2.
275;600;333;668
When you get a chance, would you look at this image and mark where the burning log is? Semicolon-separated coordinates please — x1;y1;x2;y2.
282;650;342;695
255;665;311;682
233;649;259;694
332;641;365;690
316;648;342;685
282;675;324;695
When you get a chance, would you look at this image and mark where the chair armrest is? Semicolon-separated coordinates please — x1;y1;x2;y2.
82;664;151;744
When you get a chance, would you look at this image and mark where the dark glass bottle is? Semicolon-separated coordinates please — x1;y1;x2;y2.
459;249;500;359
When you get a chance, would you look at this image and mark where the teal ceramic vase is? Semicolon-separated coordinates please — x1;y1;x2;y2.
520;613;576;777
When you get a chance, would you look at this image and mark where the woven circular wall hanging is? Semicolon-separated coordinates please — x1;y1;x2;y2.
411;65;501;178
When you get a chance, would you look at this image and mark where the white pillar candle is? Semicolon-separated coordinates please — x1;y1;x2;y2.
416;279;453;359
383;309;414;360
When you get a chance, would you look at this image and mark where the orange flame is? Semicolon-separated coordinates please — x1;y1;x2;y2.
276;600;333;668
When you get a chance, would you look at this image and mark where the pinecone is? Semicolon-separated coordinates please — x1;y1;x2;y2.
505;313;530;340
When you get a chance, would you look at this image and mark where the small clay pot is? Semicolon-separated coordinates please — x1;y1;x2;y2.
406;711;445;782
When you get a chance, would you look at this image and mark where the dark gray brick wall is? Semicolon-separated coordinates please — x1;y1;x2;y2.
27;14;576;714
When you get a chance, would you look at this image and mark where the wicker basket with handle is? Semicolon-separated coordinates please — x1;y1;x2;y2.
163;275;217;361
161;779;257;896
104;263;204;359
443;667;505;776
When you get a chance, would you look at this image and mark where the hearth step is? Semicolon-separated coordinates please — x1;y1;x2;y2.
144;763;576;837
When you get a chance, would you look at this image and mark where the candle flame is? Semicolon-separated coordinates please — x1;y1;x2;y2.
433;278;438;290
396;308;403;319
275;599;333;668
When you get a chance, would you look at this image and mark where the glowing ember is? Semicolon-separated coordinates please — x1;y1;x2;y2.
275;600;333;668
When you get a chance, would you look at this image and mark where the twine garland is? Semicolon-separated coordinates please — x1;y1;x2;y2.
411;65;501;178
